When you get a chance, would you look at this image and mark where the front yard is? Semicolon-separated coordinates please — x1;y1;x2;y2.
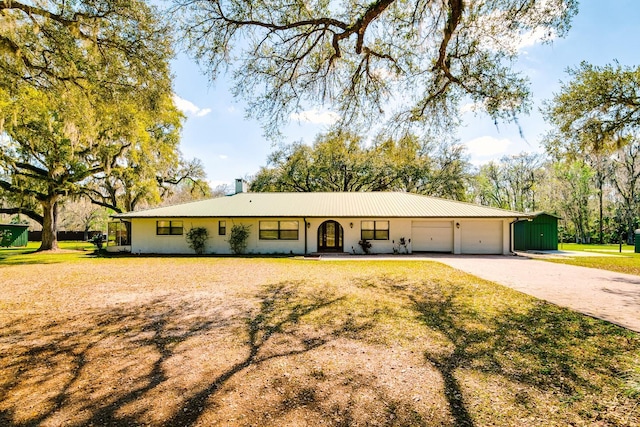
0;252;638;426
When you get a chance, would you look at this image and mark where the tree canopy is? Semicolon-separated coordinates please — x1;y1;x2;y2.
177;0;577;134
544;62;640;154
0;0;172;93
250;130;469;200
0;0;202;250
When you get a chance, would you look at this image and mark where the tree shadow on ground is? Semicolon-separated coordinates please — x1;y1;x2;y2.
3;274;637;426
1;282;394;426
401;281;639;427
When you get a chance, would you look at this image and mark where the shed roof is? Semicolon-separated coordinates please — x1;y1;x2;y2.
529;211;562;219
115;192;530;219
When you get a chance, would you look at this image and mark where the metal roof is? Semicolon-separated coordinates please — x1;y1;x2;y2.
115;192;530;219
529;211;563;219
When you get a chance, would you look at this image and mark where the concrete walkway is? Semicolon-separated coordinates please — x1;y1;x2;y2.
430;254;640;333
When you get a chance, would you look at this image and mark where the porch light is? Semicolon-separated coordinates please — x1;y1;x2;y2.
350;222;353;228
456;222;460;229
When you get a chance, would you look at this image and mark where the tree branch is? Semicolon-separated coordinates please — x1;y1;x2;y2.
0;207;44;224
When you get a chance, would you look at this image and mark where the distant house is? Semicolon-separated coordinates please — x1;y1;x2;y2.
109;181;531;255
514;212;560;251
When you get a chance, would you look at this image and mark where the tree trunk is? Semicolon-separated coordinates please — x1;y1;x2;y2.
39;197;59;251
598;177;603;244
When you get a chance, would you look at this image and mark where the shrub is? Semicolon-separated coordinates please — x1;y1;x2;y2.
0;230;12;247
89;233;105;251
229;224;251;254
358;239;372;254
186;227;209;254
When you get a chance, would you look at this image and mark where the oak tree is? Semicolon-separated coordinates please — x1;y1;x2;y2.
177;0;577;134
0;1;202;250
544;62;640;153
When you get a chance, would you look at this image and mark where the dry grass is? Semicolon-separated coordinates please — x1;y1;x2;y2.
0;254;638;426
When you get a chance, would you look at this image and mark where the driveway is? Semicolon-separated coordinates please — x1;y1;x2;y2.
431;254;640;333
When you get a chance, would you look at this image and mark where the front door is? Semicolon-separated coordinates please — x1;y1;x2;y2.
318;220;344;252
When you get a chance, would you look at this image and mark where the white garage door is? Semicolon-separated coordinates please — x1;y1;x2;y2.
411;221;453;252
461;221;503;254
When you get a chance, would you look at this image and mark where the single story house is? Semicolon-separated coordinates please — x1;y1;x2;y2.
109;181;531;255
514;212;560;251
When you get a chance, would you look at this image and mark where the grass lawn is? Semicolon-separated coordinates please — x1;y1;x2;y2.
548;243;640;276
0;251;638;426
0;241;95;265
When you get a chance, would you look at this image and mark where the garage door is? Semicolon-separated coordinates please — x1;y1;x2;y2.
461;221;503;254
411;221;453;252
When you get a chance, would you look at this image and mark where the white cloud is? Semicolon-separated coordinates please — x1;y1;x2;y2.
290;109;339;125
517;28;557;51
460;102;482;114
218;154;228;160
464;136;511;159
472;0;562;54
172;94;212;117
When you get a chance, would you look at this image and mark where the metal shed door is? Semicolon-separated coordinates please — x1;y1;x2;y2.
411;221;453;252
461;221;503;254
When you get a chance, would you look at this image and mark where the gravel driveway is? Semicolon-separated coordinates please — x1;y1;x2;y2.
431;254;640;333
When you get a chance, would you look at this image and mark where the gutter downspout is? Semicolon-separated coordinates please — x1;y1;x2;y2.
509;218;518;254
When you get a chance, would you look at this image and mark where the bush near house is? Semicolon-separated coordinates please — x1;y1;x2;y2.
186;227;209;254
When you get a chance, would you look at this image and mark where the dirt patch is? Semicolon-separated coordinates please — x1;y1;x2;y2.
0;258;638;426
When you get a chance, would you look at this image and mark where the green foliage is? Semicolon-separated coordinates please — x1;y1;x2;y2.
89;234;105;251
250;130;469;200
0;230;12;247
178;0;577;135
553;160;595;243
472;153;542;211
186;227;209;255
0;0;174;93
0;1;193;249
358;239;372;255
228;224;251;254
544;62;640;155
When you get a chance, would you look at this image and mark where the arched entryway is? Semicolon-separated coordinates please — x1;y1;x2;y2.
317;220;344;252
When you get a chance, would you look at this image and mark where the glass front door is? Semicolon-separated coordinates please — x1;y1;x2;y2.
318;220;343;252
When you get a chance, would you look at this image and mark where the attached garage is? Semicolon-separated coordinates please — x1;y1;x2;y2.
461;221;503;254
411;221;453;252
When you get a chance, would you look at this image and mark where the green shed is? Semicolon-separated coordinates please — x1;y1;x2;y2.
0;223;29;247
514;212;560;251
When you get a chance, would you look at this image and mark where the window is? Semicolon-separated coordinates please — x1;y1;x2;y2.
219;220;226;235
361;220;389;240
108;221;131;246
259;220;299;240
156;220;183;235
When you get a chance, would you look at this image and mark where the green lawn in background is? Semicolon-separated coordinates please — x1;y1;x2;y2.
558;242;638;255
544;243;640;276
0;241;96;265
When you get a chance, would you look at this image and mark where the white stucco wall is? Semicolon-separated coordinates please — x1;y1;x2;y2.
129;218;306;255
128;217;515;255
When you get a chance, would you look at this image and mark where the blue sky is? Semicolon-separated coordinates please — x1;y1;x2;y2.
170;1;640;189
